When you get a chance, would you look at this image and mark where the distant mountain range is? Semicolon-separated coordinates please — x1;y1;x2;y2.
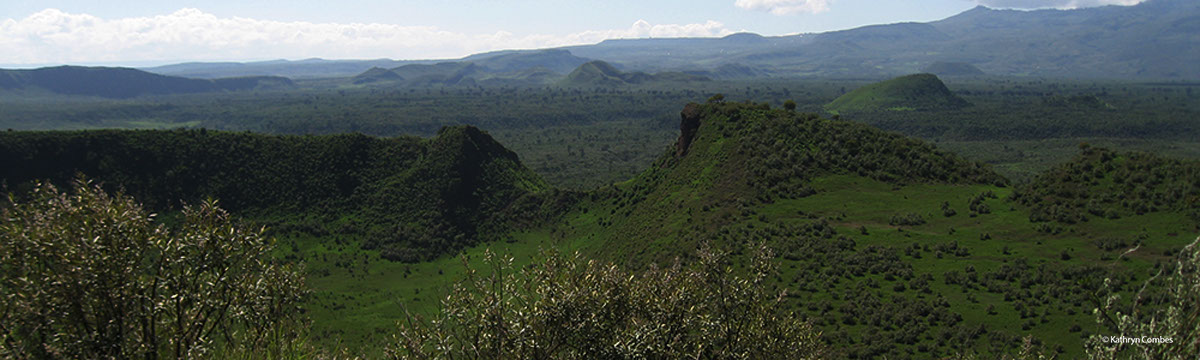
136;0;1200;81
564;0;1198;79
5;0;1197;87
0;66;293;98
143;58;431;79
346;50;587;87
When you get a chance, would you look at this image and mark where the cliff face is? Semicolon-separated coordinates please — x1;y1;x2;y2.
676;103;703;158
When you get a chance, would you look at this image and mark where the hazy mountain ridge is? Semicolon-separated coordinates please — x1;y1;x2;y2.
118;0;1200;80
921;62;986;76
340;50;592;87
560;60;711;87
144;58;432;79
0;66;293;98
573;0;1198;78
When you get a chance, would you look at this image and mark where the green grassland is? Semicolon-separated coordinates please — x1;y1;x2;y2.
277;167;1194;357
263;100;1188;356
505;101;1198;358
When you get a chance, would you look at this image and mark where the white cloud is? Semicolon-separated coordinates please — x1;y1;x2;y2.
0;8;735;65
734;0;832;15
973;0;1146;9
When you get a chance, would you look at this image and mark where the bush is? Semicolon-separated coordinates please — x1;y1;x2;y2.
941;201;958;217
0;180;307;359
388;243;825;359
1087;235;1200;359
890;212;927;226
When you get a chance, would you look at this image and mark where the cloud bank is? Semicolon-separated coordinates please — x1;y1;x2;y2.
973;0;1146;9
0;9;734;65
734;0;832;15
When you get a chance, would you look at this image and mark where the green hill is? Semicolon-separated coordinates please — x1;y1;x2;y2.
389;62;482;86
561;60;629;86
474;66;563;86
561;60;709;87
377;61;564;87
0;66;293;98
577;100;1004;264
352;67;403;84
826;73;970;113
464;49;590;74
531;101;1194;358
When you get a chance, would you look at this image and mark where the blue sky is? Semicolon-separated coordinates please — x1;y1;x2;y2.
0;0;1146;66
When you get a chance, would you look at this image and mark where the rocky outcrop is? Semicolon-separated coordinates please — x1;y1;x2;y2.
676;103;702;158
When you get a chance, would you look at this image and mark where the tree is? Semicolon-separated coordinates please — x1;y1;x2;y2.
783;100;797;111
0;180;307;359
388;243;824;359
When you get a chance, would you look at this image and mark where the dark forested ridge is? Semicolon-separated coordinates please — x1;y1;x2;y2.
0;66;293;98
0;127;550;261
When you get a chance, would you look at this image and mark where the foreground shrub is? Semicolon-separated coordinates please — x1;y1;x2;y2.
389;244;824;359
0;180;306;359
1087;235;1200;359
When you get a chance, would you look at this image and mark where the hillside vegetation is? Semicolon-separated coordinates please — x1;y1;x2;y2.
579;100;1003;262
0;127;550;262
536;101;1195;358
0;180;306;358
1;101;1197;358
1013;145;1200;226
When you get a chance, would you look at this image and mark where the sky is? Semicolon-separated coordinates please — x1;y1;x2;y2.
0;0;1147;67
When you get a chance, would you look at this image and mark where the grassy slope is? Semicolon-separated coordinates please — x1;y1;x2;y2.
509;102;1197;358
827;73;969;113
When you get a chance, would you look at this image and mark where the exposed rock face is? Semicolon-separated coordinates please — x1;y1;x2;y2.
676;103;702;158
